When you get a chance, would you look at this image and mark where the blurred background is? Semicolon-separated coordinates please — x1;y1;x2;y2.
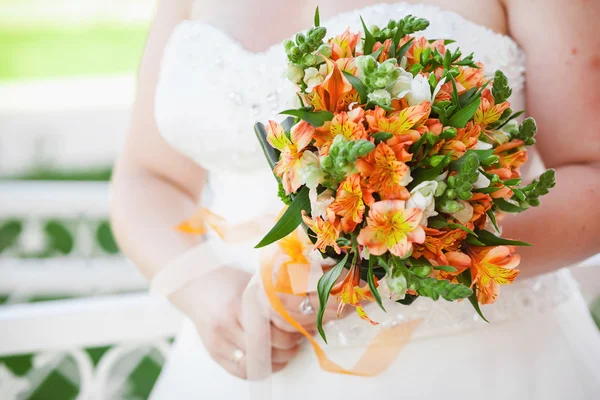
0;1;598;399
0;1;182;399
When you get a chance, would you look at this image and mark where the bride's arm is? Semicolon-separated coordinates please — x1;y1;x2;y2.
500;0;600;277
111;0;204;280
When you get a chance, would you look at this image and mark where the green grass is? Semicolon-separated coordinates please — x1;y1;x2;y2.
0;23;149;81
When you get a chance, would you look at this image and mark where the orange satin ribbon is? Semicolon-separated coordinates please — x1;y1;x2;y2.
179;207;422;376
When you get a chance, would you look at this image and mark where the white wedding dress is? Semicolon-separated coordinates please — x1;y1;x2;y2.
149;3;600;399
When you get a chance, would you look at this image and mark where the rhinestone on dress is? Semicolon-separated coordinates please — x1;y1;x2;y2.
299;296;314;315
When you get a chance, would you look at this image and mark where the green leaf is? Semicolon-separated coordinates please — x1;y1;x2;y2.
317;252;349;342
474;186;503;194
503;178;522;186
497;110;525;129
280;109;334;127
368;255;386;312
465;235;486;246
409;153;452;188
371;131;394;143
0;220;23;253
427;218;448;229
473;229;532;247
450;78;461;109
342;71;368;104
447;223;477;236
255;187;311;248
428;39;456;45
415;277;473;301
458;271;489;322
378;256;391;275
494;198;528;213
486;209;500;233
491;70;512;104
314;6;320;26
458;87;477;107
370;45;385;61
447;96;481;128
395;37;414;61
360;16;376;55
433;265;458;272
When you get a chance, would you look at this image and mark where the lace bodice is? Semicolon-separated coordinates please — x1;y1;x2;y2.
154;2;578;340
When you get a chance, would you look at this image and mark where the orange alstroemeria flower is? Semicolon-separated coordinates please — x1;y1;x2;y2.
330;263;378;325
267;120;314;194
357;142;411;201
412;227;467;265
307;60;353;112
366;103;431;145
329;28;361;60
301;211;341;254
474;89;511;127
494;139;527;173
456;63;485;91
357;200;425;258
315;107;367;154
405;37;446;68
467;246;521;304
469;192;493;229
431;122;481;160
433;251;472;281
328;174;374;233
372;39;393;62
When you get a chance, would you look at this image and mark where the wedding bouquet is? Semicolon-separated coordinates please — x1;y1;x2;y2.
255;8;555;341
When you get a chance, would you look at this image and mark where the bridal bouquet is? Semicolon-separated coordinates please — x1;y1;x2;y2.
255;9;555;341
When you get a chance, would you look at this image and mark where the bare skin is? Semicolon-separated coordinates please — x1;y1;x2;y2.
111;0;600;379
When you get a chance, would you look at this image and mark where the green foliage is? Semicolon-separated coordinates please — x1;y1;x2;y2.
370;15;429;44
0;220;22;253
458;271;489;322
277;181;293;205
491;70;512;104
321;135;375;184
254;122;281;170
368;255;386;311
466;229;531;247
314;6;320;26
316;252;349;342
414;277;473;301
438;152;480;213
447;95;481;128
279;109;334;127
284;25;328;65
342;70;368;104
45;220;74;255
96;221;119;254
513;117;537;146
255;187;311;248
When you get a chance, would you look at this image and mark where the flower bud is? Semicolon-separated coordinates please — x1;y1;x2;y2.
299;43;310;53
441;127;457;139
374;77;389;88
413;265;432;278
289;46;301;60
446;188;456;200
435;181;447;197
286;64;305;83
387;20;397;29
283;39;295;52
370;25;381;34
317;44;332;58
312;26;327;42
301;53;317;67
429;155;446;167
382;28;392;38
295;33;306;44
440;199;460;213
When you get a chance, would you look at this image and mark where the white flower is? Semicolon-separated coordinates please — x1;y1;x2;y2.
406;180;439;226
389;68;413;98
367;89;392;107
405;75;446;106
473;172;491;189
303;64;328;92
400;169;413;187
378;273;407;301
297;151;324;190
450;200;474;224
286;64;305;84
475;140;493;150
308;187;334;220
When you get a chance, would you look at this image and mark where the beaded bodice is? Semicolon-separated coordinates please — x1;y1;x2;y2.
154;2;577;341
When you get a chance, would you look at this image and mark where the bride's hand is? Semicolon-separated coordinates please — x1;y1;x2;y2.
169;266;308;379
